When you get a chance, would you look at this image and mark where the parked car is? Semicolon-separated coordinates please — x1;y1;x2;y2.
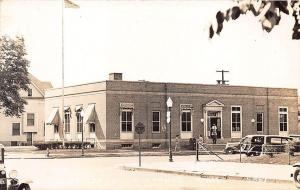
0;144;32;190
224;135;295;156
292;163;300;189
290;135;300;141
224;136;247;154
289;135;300;154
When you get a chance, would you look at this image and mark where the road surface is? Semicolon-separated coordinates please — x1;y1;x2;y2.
4;155;297;190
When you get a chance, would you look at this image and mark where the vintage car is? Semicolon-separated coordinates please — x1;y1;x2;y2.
0;144;32;190
292;163;300;188
289;135;300;153
224;135;295;156
224;136;247;154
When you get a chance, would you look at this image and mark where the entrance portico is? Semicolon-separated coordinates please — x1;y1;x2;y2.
203;100;224;140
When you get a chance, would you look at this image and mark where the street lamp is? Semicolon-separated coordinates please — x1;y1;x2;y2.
166;97;173;162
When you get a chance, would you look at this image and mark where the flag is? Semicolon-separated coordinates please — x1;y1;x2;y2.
65;0;80;9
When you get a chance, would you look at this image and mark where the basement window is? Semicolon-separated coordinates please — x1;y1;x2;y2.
152;143;161;149
121;144;133;148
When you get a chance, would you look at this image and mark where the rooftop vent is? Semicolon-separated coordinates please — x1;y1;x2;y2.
109;73;122;81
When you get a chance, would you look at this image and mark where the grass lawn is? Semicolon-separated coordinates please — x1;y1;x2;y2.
232;153;300;165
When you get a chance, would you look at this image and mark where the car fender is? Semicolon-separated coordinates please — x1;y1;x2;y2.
18;179;33;184
293;163;300;168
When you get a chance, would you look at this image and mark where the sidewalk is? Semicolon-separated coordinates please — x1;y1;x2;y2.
4;150;213;159
122;160;295;184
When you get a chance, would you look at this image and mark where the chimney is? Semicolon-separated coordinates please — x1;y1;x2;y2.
109;73;123;81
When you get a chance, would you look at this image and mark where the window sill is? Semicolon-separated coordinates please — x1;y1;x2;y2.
152;131;160;134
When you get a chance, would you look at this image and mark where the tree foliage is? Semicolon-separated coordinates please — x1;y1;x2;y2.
209;0;300;40
0;36;30;117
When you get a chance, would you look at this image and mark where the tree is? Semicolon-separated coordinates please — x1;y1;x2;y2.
209;0;300;40
0;36;30;117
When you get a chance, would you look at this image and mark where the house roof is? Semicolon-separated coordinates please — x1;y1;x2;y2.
29;73;53;96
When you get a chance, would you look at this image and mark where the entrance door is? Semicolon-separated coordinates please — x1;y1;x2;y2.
27;132;32;145
209;117;221;139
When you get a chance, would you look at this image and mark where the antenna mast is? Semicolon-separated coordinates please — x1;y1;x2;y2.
216;70;229;85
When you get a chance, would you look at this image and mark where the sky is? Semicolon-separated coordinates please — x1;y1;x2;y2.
0;0;300;91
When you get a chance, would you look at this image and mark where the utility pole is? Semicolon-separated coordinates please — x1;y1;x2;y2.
216;70;229;85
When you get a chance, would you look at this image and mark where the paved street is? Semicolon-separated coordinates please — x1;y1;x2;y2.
4;155;298;190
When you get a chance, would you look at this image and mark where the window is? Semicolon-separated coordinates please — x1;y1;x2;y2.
279;107;288;132
181;111;192;132
27;113;35;126
64;112;70;133
121;144;133;148
54;125;59;133
256;113;263;132
12;123;20;136
28;88;32;97
152;111;160;133
76;112;83;133
121;110;132;132
231;106;241;132
89;123;96;133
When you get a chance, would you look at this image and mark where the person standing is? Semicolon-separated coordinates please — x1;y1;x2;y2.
211;124;217;144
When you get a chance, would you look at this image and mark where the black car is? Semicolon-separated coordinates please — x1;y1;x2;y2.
0;144;32;190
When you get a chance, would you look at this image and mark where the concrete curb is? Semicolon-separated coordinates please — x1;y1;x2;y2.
121;166;294;184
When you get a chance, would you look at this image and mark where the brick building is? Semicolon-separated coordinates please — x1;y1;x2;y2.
0;74;52;146
44;73;298;149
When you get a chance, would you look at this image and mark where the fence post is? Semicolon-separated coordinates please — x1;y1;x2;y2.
196;139;199;161
288;143;291;165
239;141;242;163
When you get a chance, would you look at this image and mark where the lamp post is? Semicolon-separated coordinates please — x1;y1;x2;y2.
166;97;173;162
200;118;204;140
196;118;205;161
251;118;255;131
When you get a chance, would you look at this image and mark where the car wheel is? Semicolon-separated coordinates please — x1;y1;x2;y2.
294;167;300;189
18;184;31;190
225;149;233;154
254;151;260;156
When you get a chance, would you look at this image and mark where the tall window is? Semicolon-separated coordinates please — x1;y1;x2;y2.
256;113;263;132
279;107;288;132
152;111;160;133
65;112;70;133
231;106;241;132
27;113;35;126
181;111;192;132
12;123;20;136
121;110;132;132
76;112;83;133
89;123;96;133
54;125;59;133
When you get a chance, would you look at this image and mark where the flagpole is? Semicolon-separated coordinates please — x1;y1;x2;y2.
61;0;65;148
